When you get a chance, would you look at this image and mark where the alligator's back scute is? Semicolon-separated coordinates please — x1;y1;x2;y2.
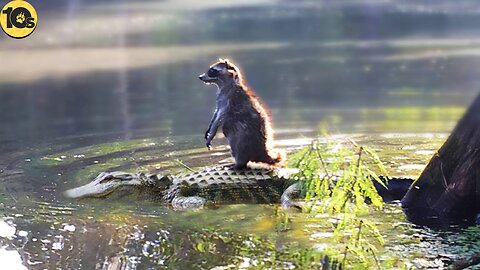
167;167;289;204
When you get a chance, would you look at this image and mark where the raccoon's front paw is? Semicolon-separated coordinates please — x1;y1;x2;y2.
205;131;214;150
206;138;213;150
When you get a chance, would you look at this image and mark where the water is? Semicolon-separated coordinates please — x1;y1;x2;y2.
1;0;480;268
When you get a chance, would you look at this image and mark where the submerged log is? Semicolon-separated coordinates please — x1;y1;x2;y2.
401;94;480;226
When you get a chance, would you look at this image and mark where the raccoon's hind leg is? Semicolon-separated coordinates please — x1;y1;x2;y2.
231;144;249;170
225;135;247;169
232;155;248;170
233;144;263;170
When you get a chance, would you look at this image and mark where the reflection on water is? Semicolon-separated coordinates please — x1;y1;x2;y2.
1;0;480;268
0;133;463;268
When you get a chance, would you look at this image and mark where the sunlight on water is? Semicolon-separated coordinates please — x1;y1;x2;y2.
0;248;27;270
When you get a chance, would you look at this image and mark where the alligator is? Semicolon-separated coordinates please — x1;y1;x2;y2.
64;167;413;209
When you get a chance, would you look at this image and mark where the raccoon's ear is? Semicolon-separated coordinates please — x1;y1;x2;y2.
227;67;239;82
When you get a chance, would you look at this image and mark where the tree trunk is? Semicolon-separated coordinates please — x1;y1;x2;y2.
401;94;480;226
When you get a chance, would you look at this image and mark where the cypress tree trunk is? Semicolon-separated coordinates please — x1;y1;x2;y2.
401;94;480;226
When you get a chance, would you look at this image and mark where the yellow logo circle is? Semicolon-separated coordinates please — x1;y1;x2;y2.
0;0;37;39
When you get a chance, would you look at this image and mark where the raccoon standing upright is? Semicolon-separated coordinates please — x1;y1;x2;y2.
198;59;284;170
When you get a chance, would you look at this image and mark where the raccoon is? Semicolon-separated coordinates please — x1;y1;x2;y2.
198;59;284;170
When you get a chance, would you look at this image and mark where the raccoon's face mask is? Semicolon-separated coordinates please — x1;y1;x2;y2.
199;60;238;85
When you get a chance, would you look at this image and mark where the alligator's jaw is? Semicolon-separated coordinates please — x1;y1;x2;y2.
64;181;117;198
64;172;143;199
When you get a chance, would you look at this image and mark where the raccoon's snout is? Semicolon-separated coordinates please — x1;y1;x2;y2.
199;73;211;83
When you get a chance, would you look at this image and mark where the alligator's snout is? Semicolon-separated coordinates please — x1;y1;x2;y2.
64;171;143;199
64;177;118;199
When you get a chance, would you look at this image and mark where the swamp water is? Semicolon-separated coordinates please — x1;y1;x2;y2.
1;0;480;268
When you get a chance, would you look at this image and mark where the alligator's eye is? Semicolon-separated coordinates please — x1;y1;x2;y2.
207;68;219;77
99;174;115;183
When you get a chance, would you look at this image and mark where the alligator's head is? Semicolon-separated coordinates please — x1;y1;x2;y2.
64;171;171;199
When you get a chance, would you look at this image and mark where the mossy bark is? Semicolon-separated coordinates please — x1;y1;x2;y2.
401;94;480;225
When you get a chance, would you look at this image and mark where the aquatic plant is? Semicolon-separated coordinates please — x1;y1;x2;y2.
288;138;390;268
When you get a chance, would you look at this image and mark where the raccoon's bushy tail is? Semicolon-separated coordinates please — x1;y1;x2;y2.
266;149;286;166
